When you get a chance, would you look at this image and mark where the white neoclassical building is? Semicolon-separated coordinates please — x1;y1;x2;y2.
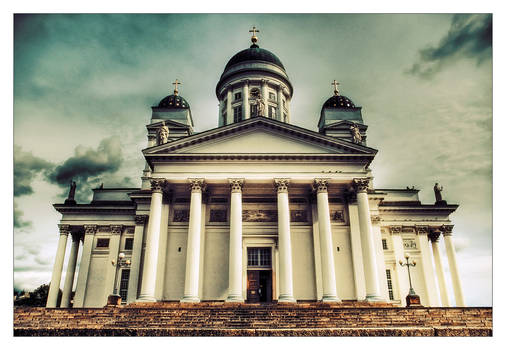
46;31;465;309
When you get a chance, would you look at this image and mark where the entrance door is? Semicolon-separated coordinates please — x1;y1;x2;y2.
247;270;272;303
247;270;260;302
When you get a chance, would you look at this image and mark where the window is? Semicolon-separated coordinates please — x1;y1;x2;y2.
269;92;276;100
233;106;242;122
119;269;130;301
250;104;257;116
125;238;134;250
234;92;242;101
96;238;109;248
247;248;271;267
385;269;394;301
382;239;388;250
268;106;276;119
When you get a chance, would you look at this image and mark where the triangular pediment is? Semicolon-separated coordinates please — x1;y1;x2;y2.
144;117;377;156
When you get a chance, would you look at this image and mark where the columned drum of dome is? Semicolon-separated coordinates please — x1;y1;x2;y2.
216;30;293;126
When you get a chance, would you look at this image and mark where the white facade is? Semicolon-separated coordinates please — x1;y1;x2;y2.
47;36;464;309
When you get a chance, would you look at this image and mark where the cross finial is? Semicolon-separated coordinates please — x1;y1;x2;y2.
249;26;259;45
331;80;340;96
172;79;182;96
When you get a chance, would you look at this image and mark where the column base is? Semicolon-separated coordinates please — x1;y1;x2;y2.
180;296;200;303
136;295;157;302
278;295;296;303
322;295;341;303
365;294;384;302
226;295;244;303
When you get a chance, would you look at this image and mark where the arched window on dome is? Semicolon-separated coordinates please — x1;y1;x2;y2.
233;106;242;122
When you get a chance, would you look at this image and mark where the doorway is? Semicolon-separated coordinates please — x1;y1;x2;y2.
247;270;272;302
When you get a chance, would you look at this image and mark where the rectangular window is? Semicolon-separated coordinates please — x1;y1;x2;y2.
247;248;271;267
269;92;276;100
125;238;134;250
250;104;257;116
385;269;394;301
268;106;276;119
234;92;242;101
119;269;130;301
96;238;109;248
382;239;388;250
233;106;242;122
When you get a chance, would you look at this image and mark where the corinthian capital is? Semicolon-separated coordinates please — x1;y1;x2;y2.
389;225;402;234
110;225;123;235
441;224;454;236
352;178;370;193
150;178;167;193
135;215;148;225
428;229;441;243
274;178;290;193
229;178;244;193
313;178;329;193
415;225;429;235
189;178;206;193
58;224;71;235
84;224;97;236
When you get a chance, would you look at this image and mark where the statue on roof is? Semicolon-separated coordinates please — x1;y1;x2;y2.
158;121;169;145
64;180;77;204
434;183;444;203
349;123;362;144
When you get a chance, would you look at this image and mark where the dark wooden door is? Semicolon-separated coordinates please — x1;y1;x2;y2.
247;270;260;302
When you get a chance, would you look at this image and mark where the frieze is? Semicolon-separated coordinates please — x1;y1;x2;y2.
402;227;415;233
97;225;111;233
403;238;417;250
243;210;278;222
173;209;190;222
330;210;345;222
290;210;307;222
209;209;227;223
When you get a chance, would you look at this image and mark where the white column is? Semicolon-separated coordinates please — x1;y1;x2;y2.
60;233;80;308
314;179;340;302
226;86;233;124
227;179;244;302
390;226;408;306
46;225;70;308
242;81;250;120
277;85;283;121
311;201;323;300
261;79;268;117
353;178;382;301
106;225;122;297
348;202;366;301
443;226;465;306
415;226;438;306
181;178;205;302
137;179;165;302
73;225;96;307
274;179;296;303
429;230;451;307
127;215;147;303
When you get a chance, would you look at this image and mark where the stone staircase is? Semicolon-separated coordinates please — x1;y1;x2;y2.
14;302;492;336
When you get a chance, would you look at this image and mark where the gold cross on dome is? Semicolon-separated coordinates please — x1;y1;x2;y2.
172;79;182;95
331;80;340;95
249;26;259;37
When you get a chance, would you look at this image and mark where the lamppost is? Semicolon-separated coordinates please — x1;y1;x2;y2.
107;252;131;306
399;253;421;307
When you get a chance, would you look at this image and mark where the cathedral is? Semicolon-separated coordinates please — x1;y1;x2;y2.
46;29;464;309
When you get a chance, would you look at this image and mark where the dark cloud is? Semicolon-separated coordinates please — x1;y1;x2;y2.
46;136;124;201
14;145;54;197
407;14;491;78
14;203;32;230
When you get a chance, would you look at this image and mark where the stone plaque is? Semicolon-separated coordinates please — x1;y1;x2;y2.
330;210;345;222
403;239;417;250
290;210;307;222
210;209;227;222
173;209;189;222
243;210;278;222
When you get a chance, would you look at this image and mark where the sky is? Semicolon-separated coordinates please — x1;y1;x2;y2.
12;13;492;306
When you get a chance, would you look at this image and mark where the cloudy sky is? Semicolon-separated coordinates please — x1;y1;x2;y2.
13;14;492;306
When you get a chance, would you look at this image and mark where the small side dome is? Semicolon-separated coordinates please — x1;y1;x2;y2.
157;94;190;109
323;95;356;109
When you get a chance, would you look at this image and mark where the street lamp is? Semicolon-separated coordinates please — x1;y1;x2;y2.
107;252;131;306
399;253;421;307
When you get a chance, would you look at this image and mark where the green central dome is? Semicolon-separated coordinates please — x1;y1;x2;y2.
224;44;285;70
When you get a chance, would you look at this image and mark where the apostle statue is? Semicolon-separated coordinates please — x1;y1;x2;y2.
255;95;265;117
434;183;444;203
349;123;362;144
65;180;77;204
158;122;169;145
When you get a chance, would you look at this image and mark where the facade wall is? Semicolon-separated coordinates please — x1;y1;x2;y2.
331;228;355;300
163;229;188;300
84;255;107;307
202;229;230;300
291;228;317;300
